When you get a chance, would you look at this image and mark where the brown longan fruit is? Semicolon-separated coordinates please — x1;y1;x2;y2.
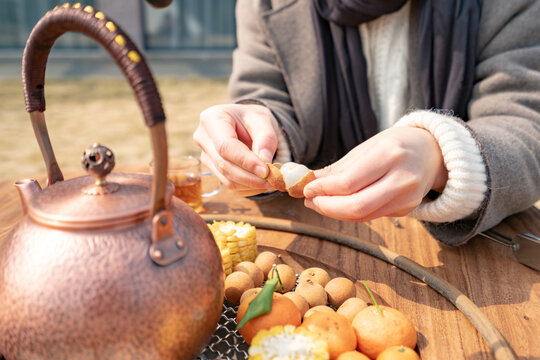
234;261;264;287
295;279;328;307
298;267;331;287
325;277;356;308
337;297;368;323
283;292;309;318
240;287;262;305
267;264;296;293
224;271;254;304
303;305;335;319
254;251;281;278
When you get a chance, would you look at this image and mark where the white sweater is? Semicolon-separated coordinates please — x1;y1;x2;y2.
276;1;488;223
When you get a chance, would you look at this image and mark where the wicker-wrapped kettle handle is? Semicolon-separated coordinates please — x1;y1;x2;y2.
21;4;168;217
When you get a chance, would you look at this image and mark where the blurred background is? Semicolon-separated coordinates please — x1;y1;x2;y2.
0;0;236;180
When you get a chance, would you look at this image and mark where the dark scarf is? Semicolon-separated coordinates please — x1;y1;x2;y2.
311;0;481;165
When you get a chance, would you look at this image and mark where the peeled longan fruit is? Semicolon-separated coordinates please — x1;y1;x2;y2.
283;292;309;318
295;279;328;307
254;251;281;278
224;271;254;304
267;264;296;293
325;277;356;308
266;162;316;198
299;267;331;287
234;261;264;287
337;297;368;323
303;305;335;319
240;287;262;305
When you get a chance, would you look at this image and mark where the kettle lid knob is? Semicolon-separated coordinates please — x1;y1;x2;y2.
82;144;119;195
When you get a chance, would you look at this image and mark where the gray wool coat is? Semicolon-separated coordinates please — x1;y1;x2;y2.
228;0;540;245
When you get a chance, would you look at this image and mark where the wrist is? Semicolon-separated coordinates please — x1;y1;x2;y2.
394;110;487;223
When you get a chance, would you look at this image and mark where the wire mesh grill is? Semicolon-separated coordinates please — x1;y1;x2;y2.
198;274;304;359
197;301;249;360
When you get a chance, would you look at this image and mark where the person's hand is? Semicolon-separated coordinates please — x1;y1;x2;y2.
193;103;279;196
303;127;448;221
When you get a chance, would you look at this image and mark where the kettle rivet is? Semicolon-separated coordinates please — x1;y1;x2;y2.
152;249;163;259
160;217;167;225
176;240;184;249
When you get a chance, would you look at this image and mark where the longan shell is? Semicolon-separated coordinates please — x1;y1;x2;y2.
337;297;368;324
283;292;309;318
224;271;255;304
265;163;287;192
254;251;281;278
266;162;316;198
325;277;357;308
240;287;262;305
267;264;296;293
295;279;328;307
287;170;315;198
234;261;264;287
299;267;331;287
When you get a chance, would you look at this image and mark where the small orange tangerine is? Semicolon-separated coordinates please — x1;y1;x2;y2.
301;311;357;360
336;351;371;360
376;345;420;360
352;305;417;359
237;292;301;345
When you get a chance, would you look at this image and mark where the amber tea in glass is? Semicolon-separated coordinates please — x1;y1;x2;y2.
163;156;220;213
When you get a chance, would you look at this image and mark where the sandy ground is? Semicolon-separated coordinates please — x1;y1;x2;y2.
0;77;228;181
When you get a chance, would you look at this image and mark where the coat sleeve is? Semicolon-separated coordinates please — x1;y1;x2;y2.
420;0;540;245
228;0;308;162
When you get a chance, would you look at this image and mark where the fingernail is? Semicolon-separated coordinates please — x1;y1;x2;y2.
255;165;268;178
258;149;273;163
304;187;314;198
304;198;314;209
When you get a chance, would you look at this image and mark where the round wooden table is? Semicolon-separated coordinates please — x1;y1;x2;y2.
0;177;539;359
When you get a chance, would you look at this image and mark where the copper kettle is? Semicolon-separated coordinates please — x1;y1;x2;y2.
0;5;224;360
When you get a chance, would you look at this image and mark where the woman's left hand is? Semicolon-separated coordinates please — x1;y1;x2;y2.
302;127;448;222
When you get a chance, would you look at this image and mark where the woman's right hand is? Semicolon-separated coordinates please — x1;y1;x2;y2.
193;103;280;196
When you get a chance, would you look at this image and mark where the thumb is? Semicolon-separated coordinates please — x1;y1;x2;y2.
303;166;334;198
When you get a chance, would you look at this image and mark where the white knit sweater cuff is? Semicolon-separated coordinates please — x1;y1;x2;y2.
275;128;292;164
394;110;488;223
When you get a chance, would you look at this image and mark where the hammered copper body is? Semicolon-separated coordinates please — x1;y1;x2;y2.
0;5;224;360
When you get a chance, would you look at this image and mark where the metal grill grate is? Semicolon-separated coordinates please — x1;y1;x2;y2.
198;301;249;360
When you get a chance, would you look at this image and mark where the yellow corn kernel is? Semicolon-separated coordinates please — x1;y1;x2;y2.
209;220;258;268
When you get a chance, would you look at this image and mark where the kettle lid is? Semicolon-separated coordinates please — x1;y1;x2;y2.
27;172;174;231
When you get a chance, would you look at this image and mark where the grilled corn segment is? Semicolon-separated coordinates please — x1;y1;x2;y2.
249;325;329;360
208;220;258;274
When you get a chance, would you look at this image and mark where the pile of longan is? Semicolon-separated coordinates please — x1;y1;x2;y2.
224;250;367;321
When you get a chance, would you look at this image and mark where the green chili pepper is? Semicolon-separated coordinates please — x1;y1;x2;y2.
236;264;284;330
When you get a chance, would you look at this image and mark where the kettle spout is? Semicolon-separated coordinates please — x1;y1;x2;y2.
15;179;42;214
